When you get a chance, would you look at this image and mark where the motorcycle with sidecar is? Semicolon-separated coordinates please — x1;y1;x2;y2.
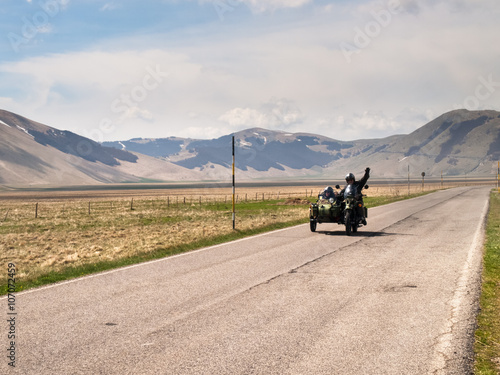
309;184;368;236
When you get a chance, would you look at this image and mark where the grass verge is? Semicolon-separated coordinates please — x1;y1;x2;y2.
475;190;500;374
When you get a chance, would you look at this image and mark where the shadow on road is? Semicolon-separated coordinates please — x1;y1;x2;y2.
316;230;399;237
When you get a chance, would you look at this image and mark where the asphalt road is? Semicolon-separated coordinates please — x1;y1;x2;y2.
2;186;491;374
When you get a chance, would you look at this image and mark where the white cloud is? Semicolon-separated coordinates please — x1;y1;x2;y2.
200;0;311;14
350;111;402;135
242;0;312;12
0;49;203;140
1;49;194;102
1;0;500;142
219;98;304;131
118;107;154;123
100;3;120;12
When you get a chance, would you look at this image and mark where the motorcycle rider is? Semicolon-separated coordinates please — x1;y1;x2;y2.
319;186;335;200
340;168;370;225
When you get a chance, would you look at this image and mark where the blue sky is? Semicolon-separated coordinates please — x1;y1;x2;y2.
1;0;499;142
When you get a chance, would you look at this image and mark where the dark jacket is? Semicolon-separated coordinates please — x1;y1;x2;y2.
340;168;370;198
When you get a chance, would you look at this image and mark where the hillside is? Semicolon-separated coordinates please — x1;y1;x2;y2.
105;109;500;179
0;109;499;187
103;128;397;180
0;110;199;186
331;110;500;178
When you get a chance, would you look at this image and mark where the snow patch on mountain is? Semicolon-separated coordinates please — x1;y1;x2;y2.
16;125;34;137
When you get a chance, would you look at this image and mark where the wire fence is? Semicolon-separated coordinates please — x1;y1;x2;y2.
0;190;317;222
0;180;495;222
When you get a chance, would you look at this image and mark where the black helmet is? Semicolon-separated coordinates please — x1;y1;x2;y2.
324;186;334;196
345;173;355;181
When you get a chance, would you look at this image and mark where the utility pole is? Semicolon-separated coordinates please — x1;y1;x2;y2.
232;136;236;230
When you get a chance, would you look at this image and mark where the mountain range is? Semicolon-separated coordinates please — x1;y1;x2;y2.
0;108;499;187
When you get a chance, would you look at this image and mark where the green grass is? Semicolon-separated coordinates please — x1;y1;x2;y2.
475;190;500;374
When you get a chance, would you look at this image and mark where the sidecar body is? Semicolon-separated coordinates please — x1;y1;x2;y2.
309;197;343;232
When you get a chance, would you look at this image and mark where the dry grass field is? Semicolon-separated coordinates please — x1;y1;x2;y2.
0;181;493;289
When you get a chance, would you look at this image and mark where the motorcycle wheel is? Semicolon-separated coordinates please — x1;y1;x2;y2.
345;210;352;236
310;220;317;232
